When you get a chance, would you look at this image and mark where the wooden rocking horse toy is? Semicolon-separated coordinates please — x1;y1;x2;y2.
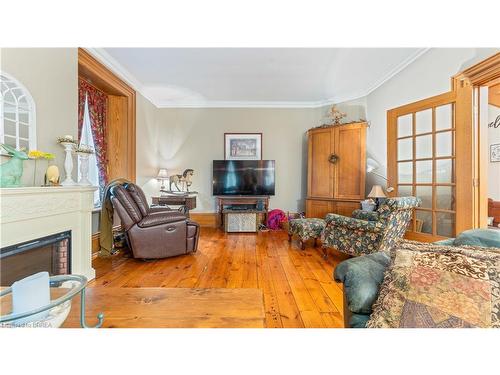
168;169;194;192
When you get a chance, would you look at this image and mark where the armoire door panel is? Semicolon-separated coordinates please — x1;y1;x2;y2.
335;201;361;218
306;199;334;219
333;124;366;200
307;129;334;198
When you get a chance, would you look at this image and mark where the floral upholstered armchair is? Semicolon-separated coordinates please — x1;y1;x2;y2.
321;197;420;256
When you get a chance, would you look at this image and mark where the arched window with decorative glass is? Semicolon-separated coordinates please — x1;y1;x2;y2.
0;72;36;153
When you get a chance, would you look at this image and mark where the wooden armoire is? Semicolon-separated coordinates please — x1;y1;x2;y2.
306;122;367;218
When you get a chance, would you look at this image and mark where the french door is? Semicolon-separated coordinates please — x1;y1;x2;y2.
387;88;474;241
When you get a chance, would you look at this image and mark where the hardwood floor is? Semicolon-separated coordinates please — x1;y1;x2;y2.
90;228;350;328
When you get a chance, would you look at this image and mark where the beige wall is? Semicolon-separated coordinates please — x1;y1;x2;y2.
136;98;323;212
1;48;78;186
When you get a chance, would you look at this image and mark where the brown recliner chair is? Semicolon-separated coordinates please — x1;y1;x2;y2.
110;183;200;259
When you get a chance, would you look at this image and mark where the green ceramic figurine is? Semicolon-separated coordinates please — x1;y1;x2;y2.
0;144;29;187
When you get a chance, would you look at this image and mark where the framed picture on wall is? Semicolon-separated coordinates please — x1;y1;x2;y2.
491;143;500;162
224;133;262;160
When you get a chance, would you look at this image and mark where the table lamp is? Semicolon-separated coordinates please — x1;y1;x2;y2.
366;157;394;193
368;184;386;209
156;169;168;191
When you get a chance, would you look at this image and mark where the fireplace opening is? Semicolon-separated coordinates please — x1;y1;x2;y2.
0;231;71;286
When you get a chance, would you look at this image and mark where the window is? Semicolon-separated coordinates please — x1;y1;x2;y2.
79;94;101;206
0;72;36;153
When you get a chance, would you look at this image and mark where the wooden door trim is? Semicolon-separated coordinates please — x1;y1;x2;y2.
453;76;474;232
78;49;135;96
455;52;500;228
389;91;456;116
457;52;500;86
78;48;136;182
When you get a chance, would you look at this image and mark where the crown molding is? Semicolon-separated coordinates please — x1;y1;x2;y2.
153;90;372;109
318;48;430;106
362;48;430;95
84;47;429;109
82;48;157;105
83;48;142;89
154;100;328;109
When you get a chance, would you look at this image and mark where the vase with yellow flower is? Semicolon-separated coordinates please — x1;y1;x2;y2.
28;150;55;186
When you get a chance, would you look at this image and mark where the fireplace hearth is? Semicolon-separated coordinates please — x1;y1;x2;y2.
0;231;71;286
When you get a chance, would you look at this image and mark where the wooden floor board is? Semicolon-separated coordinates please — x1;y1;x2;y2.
90;228;347;328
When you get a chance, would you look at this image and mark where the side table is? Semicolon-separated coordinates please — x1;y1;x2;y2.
152;195;197;216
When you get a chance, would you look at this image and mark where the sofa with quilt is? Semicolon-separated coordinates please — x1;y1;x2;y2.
334;229;500;328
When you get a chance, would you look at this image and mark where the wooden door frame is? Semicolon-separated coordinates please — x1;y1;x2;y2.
77;48;136;182
454;52;500;228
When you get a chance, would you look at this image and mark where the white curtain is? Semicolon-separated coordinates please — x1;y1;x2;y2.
79;94;101;205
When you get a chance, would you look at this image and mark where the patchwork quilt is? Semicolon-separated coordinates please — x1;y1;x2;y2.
366;240;500;328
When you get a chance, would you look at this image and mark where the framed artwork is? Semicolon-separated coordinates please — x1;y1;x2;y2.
491;143;500;162
224;133;262;160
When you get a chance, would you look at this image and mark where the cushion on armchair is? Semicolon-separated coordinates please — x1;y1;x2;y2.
351;209;380;222
325;213;385;233
137;211;187;228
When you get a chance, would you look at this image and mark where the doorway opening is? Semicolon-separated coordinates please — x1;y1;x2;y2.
484;83;500;229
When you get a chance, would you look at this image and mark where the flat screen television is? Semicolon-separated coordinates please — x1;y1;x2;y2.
212;160;275;196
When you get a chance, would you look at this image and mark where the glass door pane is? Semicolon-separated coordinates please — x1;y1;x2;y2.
435;104;453;130
397;138;412;160
415;109;432;134
398;114;412;137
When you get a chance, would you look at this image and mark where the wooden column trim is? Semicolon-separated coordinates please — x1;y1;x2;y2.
78;48;136;182
455;52;500;229
453;75;474;233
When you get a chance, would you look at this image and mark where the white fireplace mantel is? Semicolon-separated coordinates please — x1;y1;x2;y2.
0;186;97;281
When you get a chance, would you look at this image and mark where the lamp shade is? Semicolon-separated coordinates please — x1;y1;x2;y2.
368;184;386;198
156;169;168;179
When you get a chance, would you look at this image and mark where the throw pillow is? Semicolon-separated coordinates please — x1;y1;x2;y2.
453;228;500;248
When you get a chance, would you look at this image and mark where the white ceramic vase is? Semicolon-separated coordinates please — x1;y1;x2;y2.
60;142;76;186
77;152;91;186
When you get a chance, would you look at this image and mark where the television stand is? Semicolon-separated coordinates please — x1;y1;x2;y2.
215;196;270;229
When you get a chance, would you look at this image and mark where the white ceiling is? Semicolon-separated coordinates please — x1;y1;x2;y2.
90;48;428;108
